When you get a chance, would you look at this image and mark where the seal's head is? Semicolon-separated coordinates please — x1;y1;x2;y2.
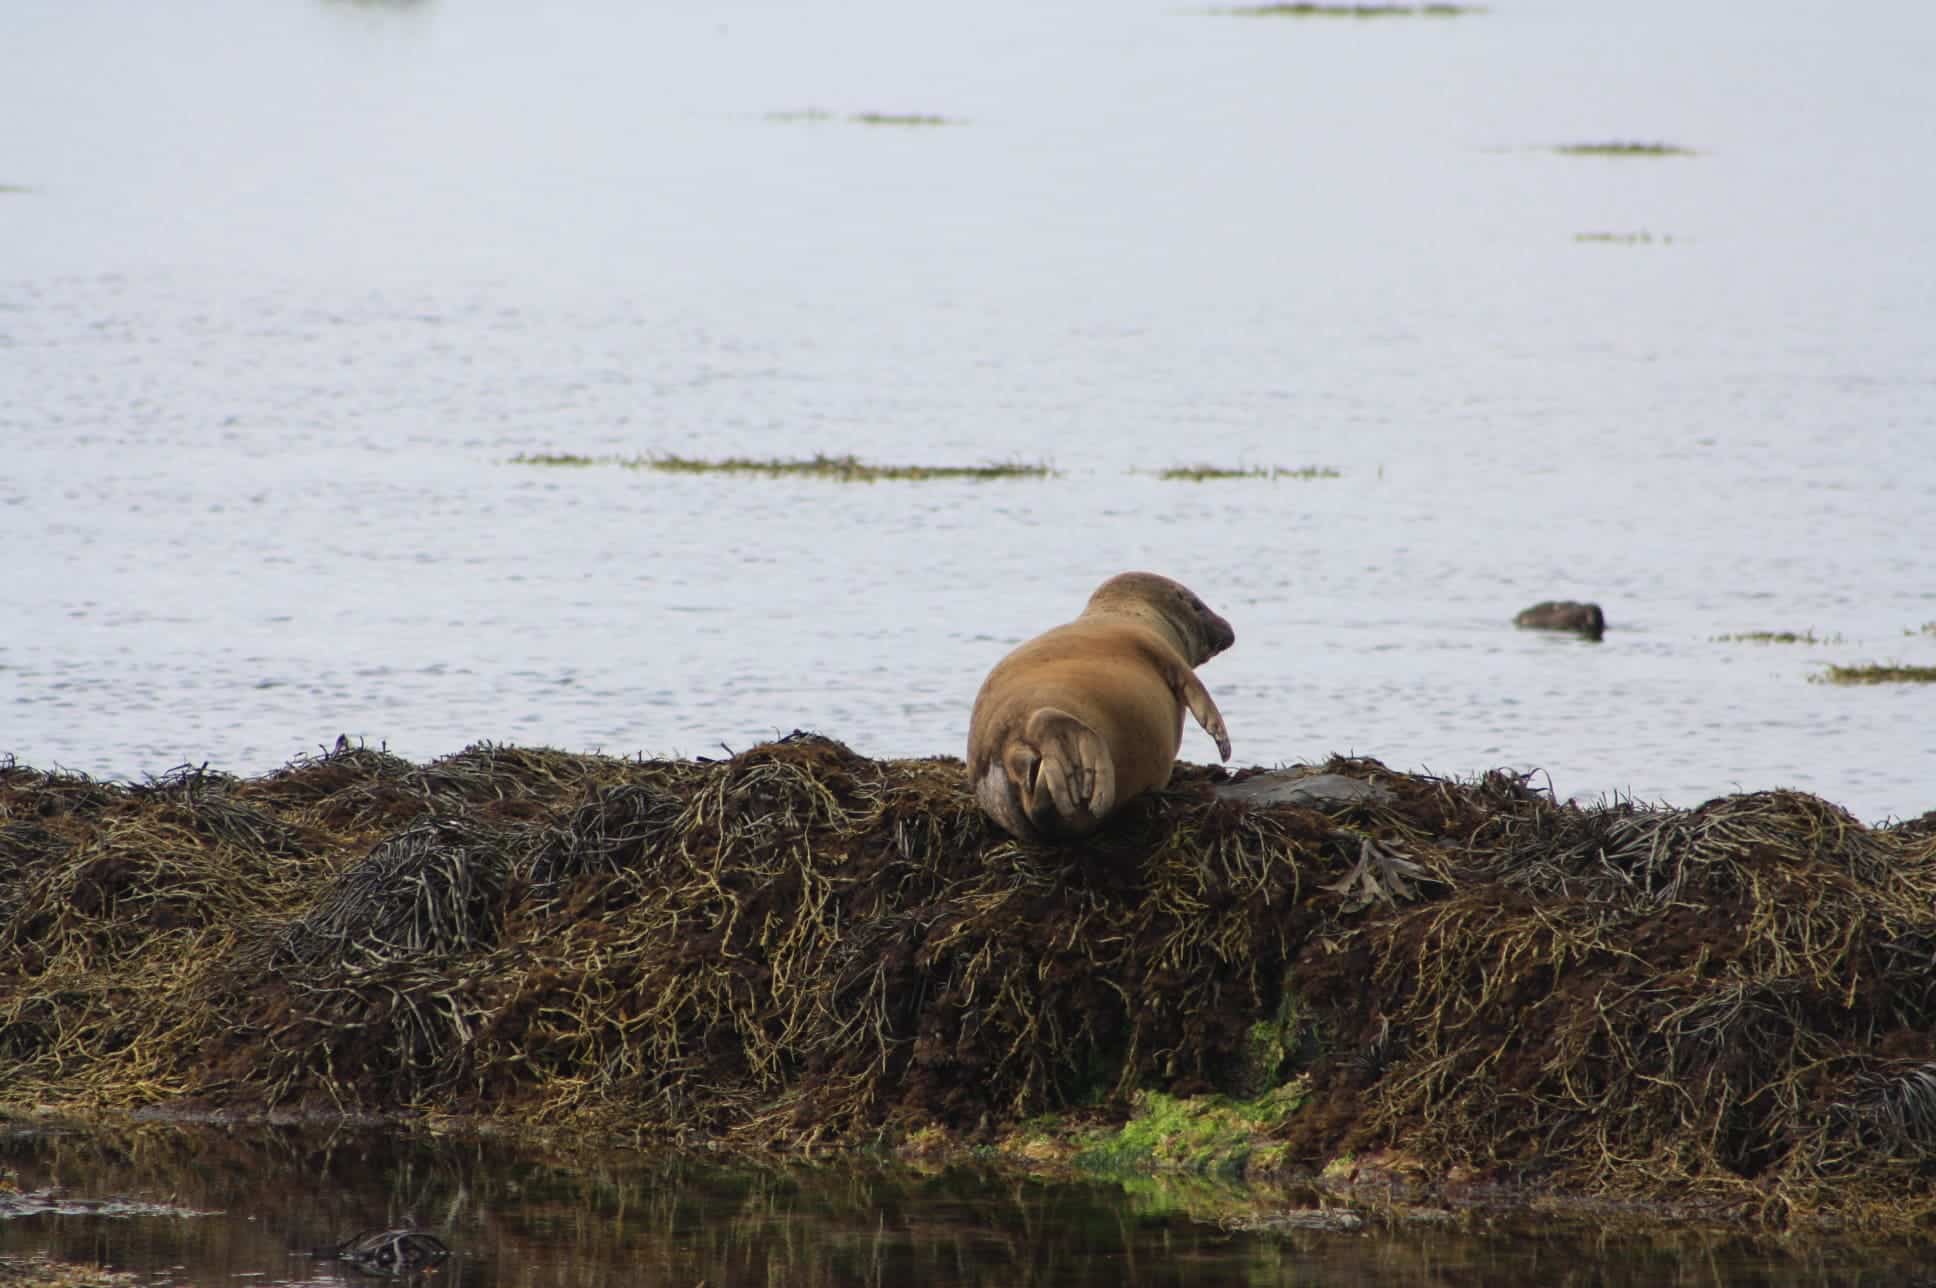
1083;571;1235;667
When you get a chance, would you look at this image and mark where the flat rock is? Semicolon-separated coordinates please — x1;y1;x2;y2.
1215;770;1394;809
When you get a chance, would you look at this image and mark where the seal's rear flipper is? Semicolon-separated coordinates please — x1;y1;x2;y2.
976;759;1040;843
1017;707;1116;839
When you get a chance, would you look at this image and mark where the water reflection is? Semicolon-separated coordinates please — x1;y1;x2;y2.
0;1125;1928;1286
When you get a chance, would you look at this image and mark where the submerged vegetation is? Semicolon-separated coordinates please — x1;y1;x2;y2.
1553;141;1696;157
1156;464;1342;481
1813;663;1936;685
3;737;1935;1230
510;452;1051;482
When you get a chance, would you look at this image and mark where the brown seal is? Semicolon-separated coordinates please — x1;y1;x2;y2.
966;572;1235;843
1514;600;1606;640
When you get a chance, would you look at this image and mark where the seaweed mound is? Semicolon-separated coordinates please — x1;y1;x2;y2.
2;737;1932;1228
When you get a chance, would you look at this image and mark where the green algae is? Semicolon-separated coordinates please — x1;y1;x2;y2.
1071;1084;1309;1179
1232;984;1320;1097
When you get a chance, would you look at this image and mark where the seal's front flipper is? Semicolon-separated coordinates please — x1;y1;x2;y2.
1171;663;1232;761
1020;706;1116;838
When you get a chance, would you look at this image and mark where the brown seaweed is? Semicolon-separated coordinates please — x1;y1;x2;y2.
3;739;1933;1231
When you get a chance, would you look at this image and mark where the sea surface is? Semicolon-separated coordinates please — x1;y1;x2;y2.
4;0;1934;823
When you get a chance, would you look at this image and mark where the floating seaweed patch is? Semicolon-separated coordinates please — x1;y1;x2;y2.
1576;231;1675;245
509;452;600;466
850;112;954;127
1156;465;1341;481
1554;141;1696;157
645;453;1047;481
766;109;957;127
1211;3;1483;16
1712;630;1838;644
1813;663;1936;685
513;452;1051;482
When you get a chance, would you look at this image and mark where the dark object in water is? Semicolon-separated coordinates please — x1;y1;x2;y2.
314;1228;450;1278
1514;600;1605;640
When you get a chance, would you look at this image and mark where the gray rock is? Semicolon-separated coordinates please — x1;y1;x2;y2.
1215;770;1394;809
1514;600;1606;640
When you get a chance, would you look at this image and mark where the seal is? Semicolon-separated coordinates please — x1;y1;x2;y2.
966;571;1236;843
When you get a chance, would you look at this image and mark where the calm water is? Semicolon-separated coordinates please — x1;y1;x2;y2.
3;0;1934;820
1;1124;1929;1288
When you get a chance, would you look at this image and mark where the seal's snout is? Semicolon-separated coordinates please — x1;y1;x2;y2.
1208;615;1235;654
1195;608;1234;661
